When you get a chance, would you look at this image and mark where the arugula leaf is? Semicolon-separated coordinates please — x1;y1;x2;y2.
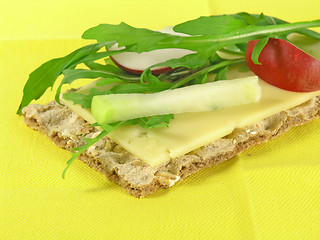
173;15;247;36
167;20;320;52
139;114;174;128
55;68;128;103
63;88;110;108
85;62;140;81
193;72;208;85
238;63;251;72
220;44;246;55
169;59;241;89
140;68;172;86
109;80;171;94
17;48;81;114
153;50;213;69
214;66;229;81
62;129;109;179
82;22;173;52
106;68;172;94
64;82;166;108
251;37;270;65
95;77;125;86
62;114;174;178
63;69;173;108
241;13;320;39
90;19;320;72
232;12;263;25
120;114;174;129
17;42;111;114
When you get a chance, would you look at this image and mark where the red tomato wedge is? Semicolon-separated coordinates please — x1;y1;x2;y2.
245;38;320;92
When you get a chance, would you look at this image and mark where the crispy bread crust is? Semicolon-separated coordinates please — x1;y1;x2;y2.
22;97;320;198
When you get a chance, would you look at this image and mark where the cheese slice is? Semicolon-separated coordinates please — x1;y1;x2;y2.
62;77;320;166
62;35;320;166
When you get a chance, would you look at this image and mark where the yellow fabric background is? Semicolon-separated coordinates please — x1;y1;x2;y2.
1;1;320;239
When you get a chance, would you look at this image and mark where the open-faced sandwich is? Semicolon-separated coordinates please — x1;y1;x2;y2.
17;13;320;198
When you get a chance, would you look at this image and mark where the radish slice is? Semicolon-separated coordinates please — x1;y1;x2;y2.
245;38;320;92
110;27;195;75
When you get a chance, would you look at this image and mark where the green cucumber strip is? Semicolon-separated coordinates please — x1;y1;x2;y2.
91;76;261;124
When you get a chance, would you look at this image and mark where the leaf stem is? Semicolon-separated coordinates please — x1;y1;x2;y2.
170;58;244;89
62;130;109;179
156;20;320;50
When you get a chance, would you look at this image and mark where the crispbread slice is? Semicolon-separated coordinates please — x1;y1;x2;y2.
22;96;320;198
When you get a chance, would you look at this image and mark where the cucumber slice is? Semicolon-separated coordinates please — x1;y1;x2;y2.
91;76;261;124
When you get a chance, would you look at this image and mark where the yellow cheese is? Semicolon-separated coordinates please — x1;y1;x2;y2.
61;35;320;166
62;77;320;166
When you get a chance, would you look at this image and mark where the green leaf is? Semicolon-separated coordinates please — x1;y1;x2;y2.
232;12;261;25
143;114;174;128
63;88;110;108
251;37;270;65
86;62;140;82
250;13;320;39
17;49;80;114
166;19;320;52
125;115;174;129
62;129;109;179
61;71;172;109
78;50;123;64
238;64;251;72
109;81;171;94
96;77;124;86
214;66;229;81
17;42;110;114
236;43;248;53
86;61;119;72
82;22;174;52
109;83;151;93
170;59;236;89
55;68;126;103
152;48;214;70
193;72;208;85
79;17;320;71
220;44;246;55
209;53;223;63
62;114;174;177
63;119;132;178
173;15;247;36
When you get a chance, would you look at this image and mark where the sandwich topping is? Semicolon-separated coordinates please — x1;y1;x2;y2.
17;13;320;177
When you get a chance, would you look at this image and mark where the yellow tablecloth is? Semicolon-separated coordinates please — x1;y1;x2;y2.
1;1;320;239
